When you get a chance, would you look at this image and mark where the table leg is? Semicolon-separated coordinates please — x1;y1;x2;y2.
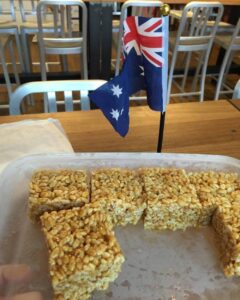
88;2;113;80
88;3;102;79
100;3;113;80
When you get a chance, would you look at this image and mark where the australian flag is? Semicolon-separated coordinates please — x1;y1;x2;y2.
89;15;169;137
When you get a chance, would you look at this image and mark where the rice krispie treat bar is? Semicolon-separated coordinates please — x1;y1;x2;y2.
212;193;240;277
91;168;145;226
40;204;124;300
29;169;89;221
188;171;239;225
140;168;202;231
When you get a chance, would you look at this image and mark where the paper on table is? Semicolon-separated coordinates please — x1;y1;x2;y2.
0;118;73;173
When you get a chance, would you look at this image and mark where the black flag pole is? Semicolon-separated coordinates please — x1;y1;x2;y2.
157;111;166;153
156;4;170;153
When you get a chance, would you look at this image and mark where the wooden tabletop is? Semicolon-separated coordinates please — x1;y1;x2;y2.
229;99;240;111
86;0;240;5
0;100;239;158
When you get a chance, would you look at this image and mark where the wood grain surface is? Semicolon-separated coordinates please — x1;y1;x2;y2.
229;99;240;111
0;100;239;158
85;0;240;5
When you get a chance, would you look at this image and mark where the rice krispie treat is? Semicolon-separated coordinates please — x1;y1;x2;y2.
212;193;240;277
29;169;89;221
91;168;145;226
140;168;202;231
188;171;239;225
40;204;124;300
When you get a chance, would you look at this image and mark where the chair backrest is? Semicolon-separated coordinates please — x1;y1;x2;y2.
233;79;240;99
175;1;223;51
115;0;164;76
228;18;240;51
0;36;13;101
0;0;16;23
37;0;87;38
0;34;22;101
18;0;42;22
19;0;59;23
37;0;87;67
9;80;107;115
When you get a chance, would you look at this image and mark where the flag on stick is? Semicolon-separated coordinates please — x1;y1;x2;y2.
89;15;169;137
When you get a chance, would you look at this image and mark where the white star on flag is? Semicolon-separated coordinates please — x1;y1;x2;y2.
139;66;144;76
110;109;120;121
111;84;123;98
110;108;124;121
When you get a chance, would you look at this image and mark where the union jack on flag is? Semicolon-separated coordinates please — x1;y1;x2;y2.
123;17;164;67
90;16;169;137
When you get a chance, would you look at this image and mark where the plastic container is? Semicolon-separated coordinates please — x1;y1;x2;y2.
0;153;240;300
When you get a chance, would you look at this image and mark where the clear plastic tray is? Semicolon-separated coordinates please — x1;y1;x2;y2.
0;153;240;300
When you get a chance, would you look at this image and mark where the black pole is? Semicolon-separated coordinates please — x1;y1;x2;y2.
157;111;166;153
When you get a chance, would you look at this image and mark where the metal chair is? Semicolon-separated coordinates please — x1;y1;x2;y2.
18;0;58;72
0;1;24;70
214;18;240;100
233;79;240;99
115;0;162;77
168;1;223;102
0;34;23;110
0;0;16;25
9;80;106;115
37;0;88;81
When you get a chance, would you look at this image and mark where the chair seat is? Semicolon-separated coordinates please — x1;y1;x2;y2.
170;9;234;32
215;34;240;49
207;20;235;33
169;32;209;50
0;20;17;27
20;20;54;29
45;40;82;48
170;9;192;19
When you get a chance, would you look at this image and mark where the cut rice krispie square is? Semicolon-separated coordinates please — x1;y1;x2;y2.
212;193;240;277
40;203;125;300
28;169;89;221
140;168;202;231
188;171;239;225
91;168;145;226
54;288;91;300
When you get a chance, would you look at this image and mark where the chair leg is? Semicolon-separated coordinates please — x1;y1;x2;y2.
8;40;20;86
192;51;204;93
43;93;49;113
167;49;178;103
225;51;234;75
181;52;192;91
221;51;234;91
199;50;210;102
0;42;12;99
20;30;32;73
60;55;68;72
14;32;24;71
38;39;48;112
214;48;232;100
12;36;35;108
80;91;90;110
81;52;88;79
39;46;47;81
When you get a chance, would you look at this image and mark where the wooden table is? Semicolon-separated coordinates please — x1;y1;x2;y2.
87;0;240;4
229;99;240;111
0;100;239;159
